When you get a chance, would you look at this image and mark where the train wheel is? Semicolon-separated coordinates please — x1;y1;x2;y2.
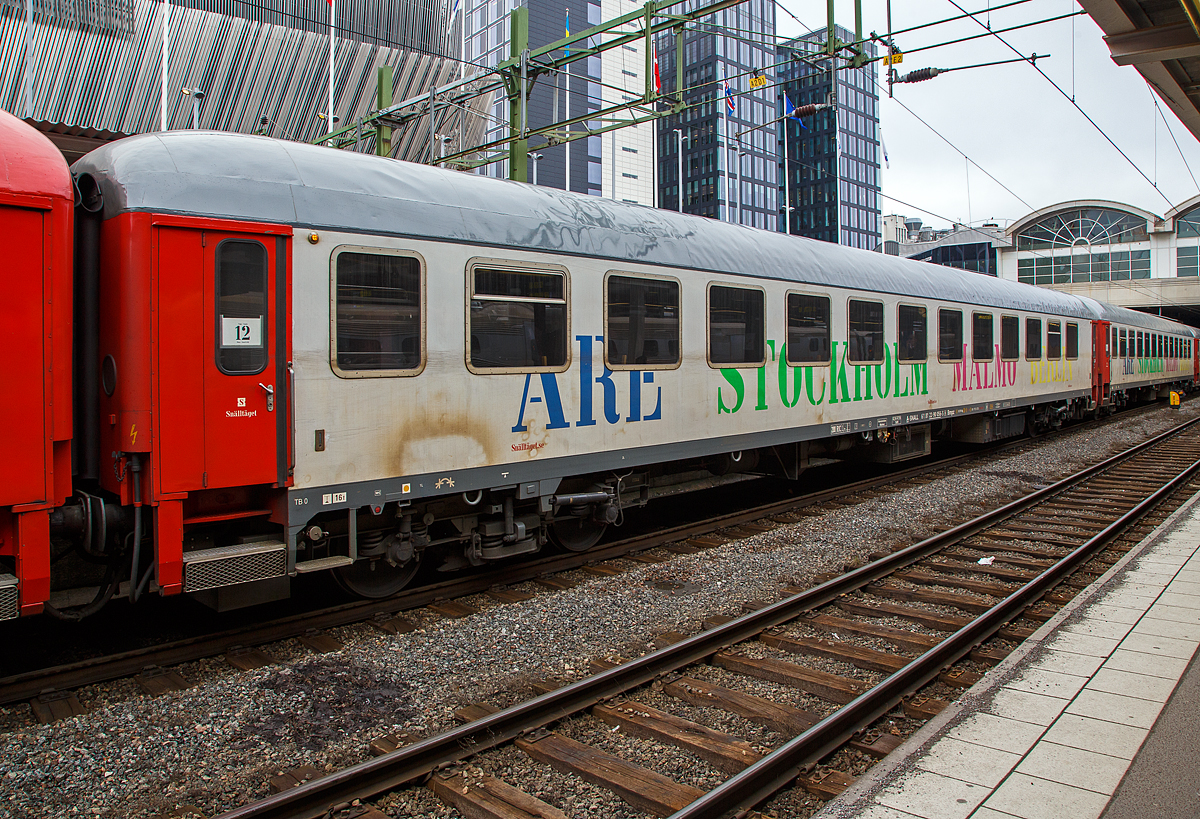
550;517;607;552
334;555;421;599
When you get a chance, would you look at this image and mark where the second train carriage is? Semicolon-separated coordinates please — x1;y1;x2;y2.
11;126;1197;614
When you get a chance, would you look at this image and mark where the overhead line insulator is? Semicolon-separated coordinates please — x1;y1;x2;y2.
896;67;941;84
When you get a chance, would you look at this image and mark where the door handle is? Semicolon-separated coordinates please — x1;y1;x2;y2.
259;382;275;412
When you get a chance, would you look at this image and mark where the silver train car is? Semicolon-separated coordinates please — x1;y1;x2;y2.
68;132;1198;606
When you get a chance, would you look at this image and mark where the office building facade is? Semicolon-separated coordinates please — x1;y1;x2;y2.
462;0;653;202
655;0;777;227
777;26;880;248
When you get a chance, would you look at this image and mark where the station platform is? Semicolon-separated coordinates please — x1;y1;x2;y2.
817;487;1200;819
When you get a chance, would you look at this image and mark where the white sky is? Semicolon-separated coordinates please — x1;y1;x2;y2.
773;0;1200;230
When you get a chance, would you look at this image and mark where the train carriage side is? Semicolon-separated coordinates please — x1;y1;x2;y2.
61;130;1183;610
69;140;295;612
1083;298;1197;406
0;112;74;618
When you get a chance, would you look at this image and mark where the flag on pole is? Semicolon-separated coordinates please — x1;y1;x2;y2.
653;41;661;92
564;8;570;56
783;95;807;130
724;78;735;115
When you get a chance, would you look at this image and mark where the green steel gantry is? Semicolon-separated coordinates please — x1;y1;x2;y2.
318;0;870;181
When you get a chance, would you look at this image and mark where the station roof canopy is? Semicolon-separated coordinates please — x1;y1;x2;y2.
1080;0;1200;141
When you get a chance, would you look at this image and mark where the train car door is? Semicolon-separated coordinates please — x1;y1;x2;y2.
157;227;289;492
1092;320;1111;407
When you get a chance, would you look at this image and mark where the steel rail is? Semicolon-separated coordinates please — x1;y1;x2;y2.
0;432;1046;706
212;416;1199;819
671;423;1200;818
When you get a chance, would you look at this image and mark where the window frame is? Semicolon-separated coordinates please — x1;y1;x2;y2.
602;271;682;371
785;289;832;366
465;257;572;375
1000;315;1019;362
1065;322;1080;360
1025;317;1042;360
706;281;767;368
1047;320;1062;360
329;245;427;379
215;237;269;377
972;311;994;362
846;298;885;364
938;308;964;362
896;302;928;363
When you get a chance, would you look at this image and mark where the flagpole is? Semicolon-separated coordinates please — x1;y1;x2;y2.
22;0;32;119
328;0;335;135
563;8;570;192
783;115;789;235
161;0;170;130
719;68;726;222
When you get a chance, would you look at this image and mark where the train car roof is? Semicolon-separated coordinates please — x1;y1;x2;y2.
0;110;72;203
1076;296;1196;336
71;131;1178;325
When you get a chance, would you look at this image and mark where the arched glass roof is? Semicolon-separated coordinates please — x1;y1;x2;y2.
1015;207;1149;251
1177;206;1200;238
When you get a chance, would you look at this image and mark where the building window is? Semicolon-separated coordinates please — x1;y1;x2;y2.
786;292;831;364
709;284;765;366
605;275;680;368
468;265;568;371
333;249;423;375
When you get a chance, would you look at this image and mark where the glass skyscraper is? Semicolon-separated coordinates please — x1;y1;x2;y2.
656;0;778;228
778;26;880;248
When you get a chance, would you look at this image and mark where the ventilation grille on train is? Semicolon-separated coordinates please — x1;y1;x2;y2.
0;574;18;621
182;542;287;593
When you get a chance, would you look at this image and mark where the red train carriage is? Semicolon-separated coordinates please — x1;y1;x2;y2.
83;203;294;607
0;112;74;618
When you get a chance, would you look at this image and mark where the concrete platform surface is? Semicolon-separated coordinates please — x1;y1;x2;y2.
816;487;1200;819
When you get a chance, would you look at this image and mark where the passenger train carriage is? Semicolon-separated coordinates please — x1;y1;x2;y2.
2;111;1197;617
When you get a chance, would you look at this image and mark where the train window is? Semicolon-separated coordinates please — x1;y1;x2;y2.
1066;323;1079;360
468;264;568;371
972;313;994;361
605;274;680;369
1047;321;1062;359
1001;316;1019;361
1112;327;1118;358
848;300;884;363
786;292;831;365
897;304;927;363
1119;328;1127;358
331;249;423;376
1137;331;1143;358
216;239;268;375
1026;318;1042;360
939;309;963;361
708;284;765;366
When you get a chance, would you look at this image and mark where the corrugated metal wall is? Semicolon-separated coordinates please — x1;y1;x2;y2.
0;0;490;162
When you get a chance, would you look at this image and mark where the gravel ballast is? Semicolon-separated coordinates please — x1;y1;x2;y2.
1;402;1197;819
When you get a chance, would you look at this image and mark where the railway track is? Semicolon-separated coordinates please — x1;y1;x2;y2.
0;403;1169;716
210;414;1200;819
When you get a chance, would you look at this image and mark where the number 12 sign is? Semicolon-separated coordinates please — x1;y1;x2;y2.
220;316;262;347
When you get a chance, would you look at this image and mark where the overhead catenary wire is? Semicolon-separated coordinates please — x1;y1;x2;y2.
942;0;1173;208
1147;82;1200;194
